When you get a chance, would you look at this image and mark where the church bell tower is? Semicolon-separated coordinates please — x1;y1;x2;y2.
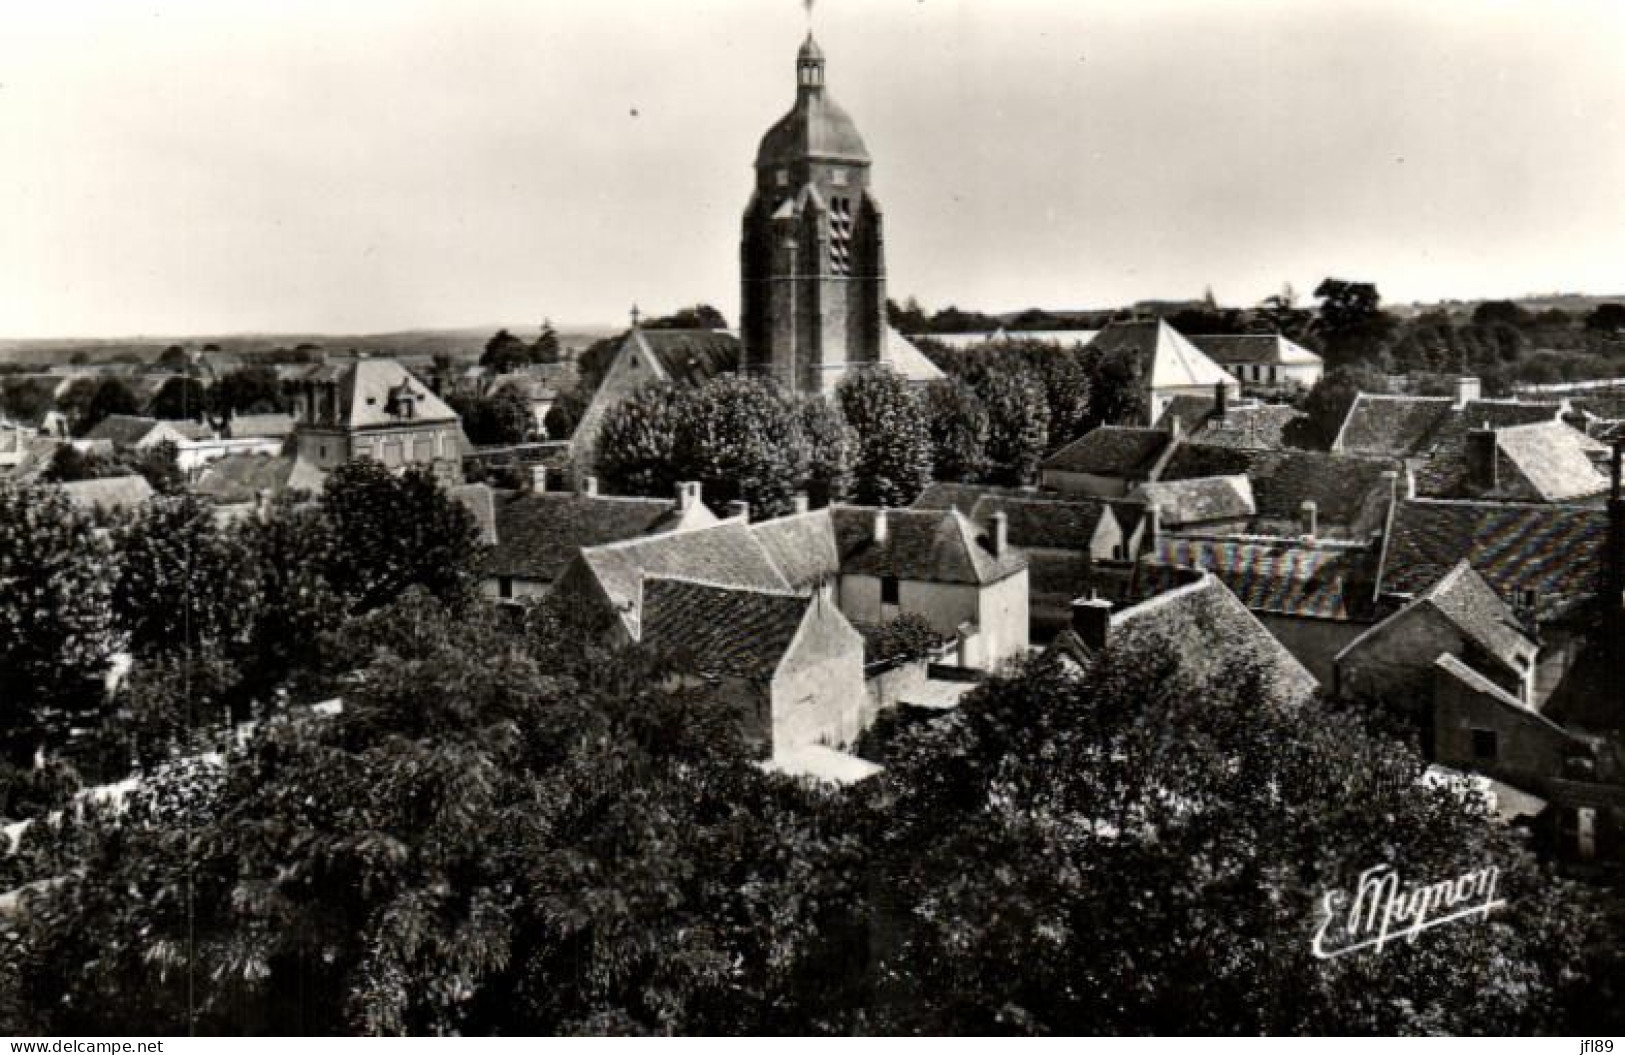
740;34;887;395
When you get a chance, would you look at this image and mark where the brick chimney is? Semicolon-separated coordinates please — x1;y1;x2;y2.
582;476;599;497
874;507;889;544
1454;375;1481;409
1214;380;1230;420
1299;500;1318;543
1071;595;1114;652
530;464;549;492
1465;425;1498;491
676;480;701;512
990;511;1008;557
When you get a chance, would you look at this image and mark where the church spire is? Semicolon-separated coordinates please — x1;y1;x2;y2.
797;33;825;90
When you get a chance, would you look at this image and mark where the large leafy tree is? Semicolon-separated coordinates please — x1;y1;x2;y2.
319;461;481;614
1314;278;1397;365
972;367;1050;485
212;366;289;416
147;376;209;422
1285;364;1391;451
0;483;119;764
836;369;934;506
72;379;141;436
672;374;809;518
594;383;685;500
452;387;533;446
797;394;856;505
922;379;989;483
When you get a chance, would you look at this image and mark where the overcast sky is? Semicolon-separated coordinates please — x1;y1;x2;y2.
2;0;1622;337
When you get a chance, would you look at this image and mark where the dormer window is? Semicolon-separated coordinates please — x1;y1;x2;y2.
776;169;789;187
832;168;848;187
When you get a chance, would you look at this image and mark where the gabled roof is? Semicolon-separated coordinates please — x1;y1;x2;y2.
910;483;1114;551
58;475;153;513
1042;425;1173;477
81;415;191;447
830;505;1028;585
639;577;814;680
1379;498;1609;620
575;520;791;639
1333;394;1455;456
1148;536;1378;621
1153;396;1304;451
630;329;741;387
192;453;298;505
1087;319;1237;390
313;359;460;430
1131;475;1255;527
1058;573;1317;699
1415;560;1534;667
483;490;695;582
751;508;843;590
1157;445;1399;537
1492;421;1610;502
1185;333;1322;367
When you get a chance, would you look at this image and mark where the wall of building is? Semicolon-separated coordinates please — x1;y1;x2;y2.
975;569;1030;671
1335;606;1470;721
772;600;867;753
1259;613;1367;687
1433;664;1582;792
1041;470;1133;498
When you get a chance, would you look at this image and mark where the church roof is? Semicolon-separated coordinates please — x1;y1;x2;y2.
756;36;870;166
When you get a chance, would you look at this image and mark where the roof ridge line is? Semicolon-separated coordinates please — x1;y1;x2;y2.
641;572;805;601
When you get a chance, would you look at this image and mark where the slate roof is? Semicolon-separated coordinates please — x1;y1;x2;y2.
1087;320;1238;391
1058;573;1317;699
1335;393;1563;459
1492;422;1610;502
1379;498;1609;620
632;329;741;386
309;359;460;430
1414;560;1535;669
1185;333;1323;367
81;415;200;447
830;505;1028;585
1154;395;1304;450
1131;475;1255;527
574;521;791;638
1156;445;1399;537
1411;403;1573;498
484;490;686;582
751;508;842;590
1042;425;1172;477
639;577;812;680
192;453;297;505
1147;536;1378;621
58;475;154;514
909;483;1113;551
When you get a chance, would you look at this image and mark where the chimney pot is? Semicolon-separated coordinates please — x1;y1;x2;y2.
991;510;1008;556
1215;381;1230;419
676;480;701;511
1147;502;1163;547
582;476;599;496
1299;499;1318;542
531;465;549;492
1454;375;1482;409
1466;428;1499;492
874;507;889;544
1071;595;1114;652
793;491;810;514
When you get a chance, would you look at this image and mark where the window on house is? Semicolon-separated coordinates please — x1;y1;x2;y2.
499;577;514;600
1471;728;1498;761
881;576;900;606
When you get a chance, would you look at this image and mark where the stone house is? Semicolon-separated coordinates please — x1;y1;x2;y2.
1184;332;1323;390
639;576;867;761
289;357;469;482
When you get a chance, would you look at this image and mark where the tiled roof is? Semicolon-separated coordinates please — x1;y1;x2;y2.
1410;402;1570;498
1042;425;1172;477
639;577;812;680
830;505;1028;585
1154;396;1304;450
484;490;685;582
1335;393;1563;459
632;329;741;387
751;509;842;590
192;453;297;505
1131;475;1255;527
1147;536;1378;621
310;359;460;430
1380;498;1609;620
1157;445;1398;537
1415;560;1534;669
1087;319;1237;390
58;475;154;513
576;521;791;638
1492;422;1610;502
909;483;1112;551
1185;333;1322;367
1069;574;1317;699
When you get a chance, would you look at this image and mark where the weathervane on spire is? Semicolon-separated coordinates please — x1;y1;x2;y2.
630;303;641;328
